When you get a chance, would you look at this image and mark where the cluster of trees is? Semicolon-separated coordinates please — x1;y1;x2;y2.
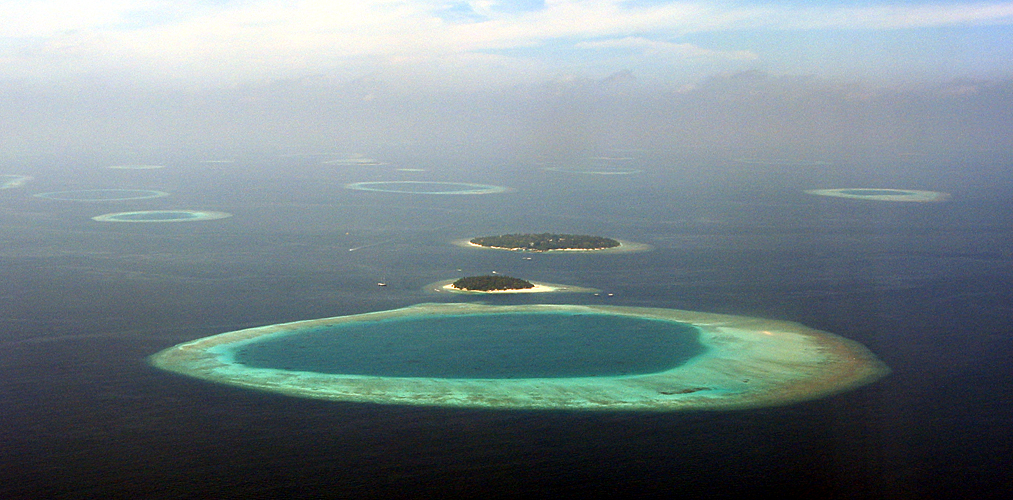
452;275;534;291
470;233;620;251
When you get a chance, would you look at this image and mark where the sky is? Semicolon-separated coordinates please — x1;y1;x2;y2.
1;1;1011;155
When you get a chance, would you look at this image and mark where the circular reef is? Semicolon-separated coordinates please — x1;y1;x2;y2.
106;165;165;170
149;303;890;411
733;158;832;166
92;210;232;223
427;277;599;295
1;175;33;189
33;189;169;202
543;166;642;175
323;157;387;166
345;181;508;195
805;188;950;202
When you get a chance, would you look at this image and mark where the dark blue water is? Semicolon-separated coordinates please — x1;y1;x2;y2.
2;149;1012;499
233;313;703;378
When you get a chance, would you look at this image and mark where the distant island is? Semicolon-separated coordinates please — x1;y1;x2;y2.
452;275;535;291
469;233;621;252
426;277;599;295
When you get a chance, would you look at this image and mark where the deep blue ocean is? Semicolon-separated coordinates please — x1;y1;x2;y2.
1;148;1011;498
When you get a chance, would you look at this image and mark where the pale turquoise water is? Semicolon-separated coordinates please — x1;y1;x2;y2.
838;189;913;196
113;211;200;221
232;312;705;378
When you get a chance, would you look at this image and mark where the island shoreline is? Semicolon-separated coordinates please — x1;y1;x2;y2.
453;238;653;254
424;279;599;294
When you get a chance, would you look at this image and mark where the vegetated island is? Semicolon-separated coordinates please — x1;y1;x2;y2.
470;233;620;252
452;275;534;291
425;278;599;295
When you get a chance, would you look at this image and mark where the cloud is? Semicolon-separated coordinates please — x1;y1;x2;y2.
576;36;758;60
2;1;1012;86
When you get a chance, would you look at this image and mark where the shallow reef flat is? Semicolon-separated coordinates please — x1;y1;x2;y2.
345;181;508;195
1;175;33;189
150;303;889;411
805;188;950;202
33;189;169;202
92;210;232;222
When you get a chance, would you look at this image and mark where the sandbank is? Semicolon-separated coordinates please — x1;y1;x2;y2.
425;279;599;295
33;189;169;202
454;238;653;254
733;158;832;166
149;303;890;411
1;175;32;189
323;158;388;166
806;188;950;202
543;167;642;175
346;181;509;195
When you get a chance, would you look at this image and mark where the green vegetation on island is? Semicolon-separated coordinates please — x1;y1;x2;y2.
452;275;535;291
470;233;620;251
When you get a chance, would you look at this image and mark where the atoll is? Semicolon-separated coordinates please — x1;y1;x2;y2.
33;189;169;202
806;188;951;202
91;210;232;223
1;175;33;189
345;181;508;195
149;303;889;411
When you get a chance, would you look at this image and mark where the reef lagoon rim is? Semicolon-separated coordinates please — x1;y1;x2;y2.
454;238;653;254
345;181;508;195
33;189;170;202
149;303;889;411
805;188;951;202
91;210;232;223
1;175;33;189
322;158;388;166
733;158;833;166
543;167;643;175
425;279;599;295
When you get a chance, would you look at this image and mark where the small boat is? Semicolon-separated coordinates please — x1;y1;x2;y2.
377;282;387;287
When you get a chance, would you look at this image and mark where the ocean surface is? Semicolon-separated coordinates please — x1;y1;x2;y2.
2;148;1011;498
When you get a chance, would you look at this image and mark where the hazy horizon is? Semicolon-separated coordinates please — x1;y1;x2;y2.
3;1;1011;156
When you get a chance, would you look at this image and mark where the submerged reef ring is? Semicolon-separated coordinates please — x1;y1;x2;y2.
1;175;33;189
106;165;165;170
425;279;599;295
733;158;832;166
33;189;169;202
806;188;951;202
543;167;642;175
91;210;232;223
149;303;889;411
323;158;388;166
345;181;508;195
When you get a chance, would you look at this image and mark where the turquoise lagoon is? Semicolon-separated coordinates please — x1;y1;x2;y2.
150;303;889;411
